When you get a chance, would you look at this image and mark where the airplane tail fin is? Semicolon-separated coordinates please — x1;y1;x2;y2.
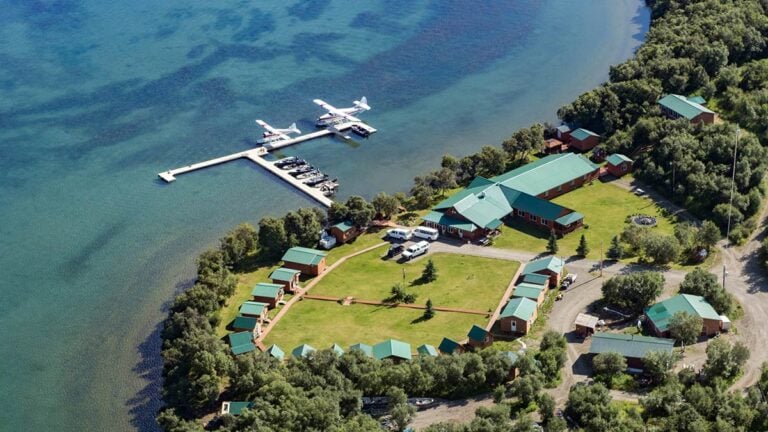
354;96;371;111
288;123;301;135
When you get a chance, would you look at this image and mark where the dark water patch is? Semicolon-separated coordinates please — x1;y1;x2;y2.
232;8;275;43
291;32;351;65
154;24;179;40
186;44;207;60
59;222;126;281
127;321;163;432
192;77;238;118
9;0;90;33
286;0;330;21
350;12;406;34
212;8;243;31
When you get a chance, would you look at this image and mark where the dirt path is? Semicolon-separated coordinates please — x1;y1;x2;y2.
409;395;494;431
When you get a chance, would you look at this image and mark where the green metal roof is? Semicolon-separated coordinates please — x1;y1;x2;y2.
499;186;571;220
422;211;478;232
688;95;707;104
232;315;259;331
239;301;268;316
228;332;255;355
513;285;545;300
251;282;283;298
555;212;584;226
417;344;439;357
645;294;720;332
492;153;600;197
467;324;489;342
270;267;300;282
433;177;497;211
570;128;599;141
500;297;537;321
281;247;327;266
589;332;675;359
332;220;355;232
226;401;254;415
331;343;345;356
438;337;462;354
658;94;714;119
267;344;285;361
522;273;549;285
373;339;412;361
349;343;373;357
523;256;564;275
292;344;316;359
605;153;633;166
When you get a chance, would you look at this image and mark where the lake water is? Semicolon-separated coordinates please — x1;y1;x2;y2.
0;1;648;430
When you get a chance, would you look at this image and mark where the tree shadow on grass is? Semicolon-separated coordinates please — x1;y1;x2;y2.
410;314;432;325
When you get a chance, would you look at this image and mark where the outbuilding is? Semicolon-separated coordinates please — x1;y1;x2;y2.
417;344;439;357
232;315;261;337
349;343;374;358
228;331;256;356
270;267;301;293
438;337;463;355
605;154;633;177
522;256;564;287
251;282;284;308
373;339;412;362
266;344;285;362
589;332;675;370
238;301;269;322
542;138;566;155
512;282;547;306
574;313;599;337
658;94;717;124
556;125;572;142
221;401;254;416
569;128;600;152
644;294;722;338
329;221;360;244
281;247;328;276
467;324;493;348
498;297;538;335
292;344;316;359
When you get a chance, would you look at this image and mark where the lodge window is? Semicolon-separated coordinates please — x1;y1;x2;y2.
571;180;575;185
541;219;548;226
517;209;524;217
530;214;538;222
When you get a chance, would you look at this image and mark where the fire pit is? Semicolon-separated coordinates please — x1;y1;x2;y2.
631;214;657;227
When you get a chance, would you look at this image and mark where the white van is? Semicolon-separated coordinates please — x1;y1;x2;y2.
386;228;412;241
402;241;430;260
412;226;439;241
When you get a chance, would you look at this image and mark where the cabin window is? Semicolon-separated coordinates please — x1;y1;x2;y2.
517;209;524;217
541;219;548;226
622;165;627;171
557;185;562;192
544;190;548;197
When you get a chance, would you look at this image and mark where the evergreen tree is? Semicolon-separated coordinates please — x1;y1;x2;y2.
424;298;435;319
547;230;559;254
607;235;624;260
421;259;438;283
576;234;590;257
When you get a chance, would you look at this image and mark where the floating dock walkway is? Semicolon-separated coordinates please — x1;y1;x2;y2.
158;121;376;207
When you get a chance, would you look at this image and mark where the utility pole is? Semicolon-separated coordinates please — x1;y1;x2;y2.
723;126;740;291
600;241;604;278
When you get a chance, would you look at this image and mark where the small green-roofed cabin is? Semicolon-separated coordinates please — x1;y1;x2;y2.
239;301;269;321
644;294;722;338
232;315;261;337
658;94;717;124
499;297;538;335
605;153;633;177
270;267;301;293
521;273;549;286
349;343;374;357
251;282;284;308
523;256;564;287
228;331;256;355
292;344;316;359
267;344;285;361
589;332;675;370
331;343;345;356
467;324;493;348
438;337;463;355
281;247;328;276
569;128;600;152
417;344;439;357
373;339;412;362
513;283;546;306
221;401;254;416
329;220;360;244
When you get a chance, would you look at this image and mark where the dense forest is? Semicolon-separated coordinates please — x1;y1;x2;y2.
158;1;768;431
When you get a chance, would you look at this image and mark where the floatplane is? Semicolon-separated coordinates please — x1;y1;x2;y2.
255;119;301;144
313;97;374;138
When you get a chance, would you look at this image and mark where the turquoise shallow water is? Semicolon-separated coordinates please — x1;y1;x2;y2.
0;1;648;430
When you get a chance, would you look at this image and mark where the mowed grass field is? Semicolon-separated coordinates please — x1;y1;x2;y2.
492;180;677;260
262;300;487;350
311;251;519;311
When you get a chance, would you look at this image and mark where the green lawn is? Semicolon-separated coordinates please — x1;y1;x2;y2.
492;180;677;260
325;228;389;265
263;300;487;350
311;251;519;311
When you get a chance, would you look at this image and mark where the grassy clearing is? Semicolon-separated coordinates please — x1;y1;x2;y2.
263;300;486;350
492;181;677;260
325;228;389;265
311;251;519;311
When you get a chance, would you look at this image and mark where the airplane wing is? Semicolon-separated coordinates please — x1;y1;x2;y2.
313;99;340;114
255;119;278;134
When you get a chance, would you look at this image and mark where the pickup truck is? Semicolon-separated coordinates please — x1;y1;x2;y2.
560;273;577;289
401;241;430;260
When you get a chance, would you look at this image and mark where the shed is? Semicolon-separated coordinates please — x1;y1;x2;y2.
499;297;538;335
512;283;546;306
232;315;261;337
503;351;521;380
331;343;345;356
228;331;256;355
329;220;360;244
238;301;269;321
373;339;412;361
605;154;633;177
589;332;675;369
270;267;301;293
292;344;316;359
467;324;493;348
569;128;600;152
523;256;564;287
281;247;328;276
417;344;439;357
556;124;572;142
574;313;599;337
542;138;566;155
521;273;550;286
251;282;285;308
644;294;722;337
221;401;254;416
266;344;285;361
349;343;374;357
438;337;463;355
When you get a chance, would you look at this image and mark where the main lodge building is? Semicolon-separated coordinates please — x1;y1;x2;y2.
423;153;600;240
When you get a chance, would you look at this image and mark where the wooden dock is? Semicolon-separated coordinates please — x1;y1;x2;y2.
245;154;333;207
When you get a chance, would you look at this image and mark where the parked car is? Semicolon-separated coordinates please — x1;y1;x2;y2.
387;243;405;258
560;273;577;289
412;226;439;241
401;241;430;260
386;228;412;241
